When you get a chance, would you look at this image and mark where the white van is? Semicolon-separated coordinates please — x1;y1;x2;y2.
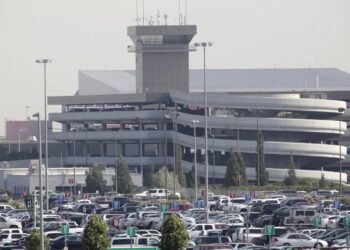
110;237;159;248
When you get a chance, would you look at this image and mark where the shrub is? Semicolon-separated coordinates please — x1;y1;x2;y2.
25;228;49;250
83;214;110;250
159;214;189;250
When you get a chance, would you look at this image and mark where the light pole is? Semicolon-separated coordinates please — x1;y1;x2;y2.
136;116;143;186
114;132;118;194
33;113;44;250
338;107;345;195
36;58;52;211
210;132;216;186
25;106;30;120
192;120;199;202
72;129;77;196
195;42;213;223
164;113;171;199
18;128;25;153
257;117;260;190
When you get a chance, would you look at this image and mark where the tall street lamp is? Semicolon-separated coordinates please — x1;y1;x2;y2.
338;107;345;195
72;129;77;195
172;108;180;195
164;112;171;199
195;42;213;223
33;112;44;250
114;131;119;193
18;128;26;153
192;120;199;202
36;58;52;211
136;116;143;186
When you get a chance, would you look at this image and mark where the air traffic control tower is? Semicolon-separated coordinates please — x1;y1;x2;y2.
127;25;197;94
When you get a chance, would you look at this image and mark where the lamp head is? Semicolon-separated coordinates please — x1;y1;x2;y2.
35;59;52;64
28;136;37;143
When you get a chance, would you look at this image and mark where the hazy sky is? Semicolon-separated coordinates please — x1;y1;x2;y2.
0;0;349;135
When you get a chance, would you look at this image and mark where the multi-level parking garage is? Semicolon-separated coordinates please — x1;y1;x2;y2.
48;24;350;184
48;89;347;184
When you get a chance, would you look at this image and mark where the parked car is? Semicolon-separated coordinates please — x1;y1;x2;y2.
0;216;22;229
0;192;9;203
272;233;328;248
49;235;83;250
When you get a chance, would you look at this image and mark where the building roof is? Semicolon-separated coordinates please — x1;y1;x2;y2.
78;68;350;95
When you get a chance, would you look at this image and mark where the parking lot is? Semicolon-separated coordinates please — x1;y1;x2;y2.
0;188;349;249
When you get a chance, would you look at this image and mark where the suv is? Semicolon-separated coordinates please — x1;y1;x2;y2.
193;236;232;245
0;192;9;203
148;189;180;199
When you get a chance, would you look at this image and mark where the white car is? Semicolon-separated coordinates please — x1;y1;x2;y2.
232;227;263;243
134;191;149;200
0;216;22;229
0;233;29;246
311;214;336;228
326;216;343;229
272;233;328;248
119;213;137;229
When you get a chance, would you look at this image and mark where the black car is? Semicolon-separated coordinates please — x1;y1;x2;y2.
49;235;83;250
271;207;290;226
261;203;281;215
192;236;232;245
253;215;272;227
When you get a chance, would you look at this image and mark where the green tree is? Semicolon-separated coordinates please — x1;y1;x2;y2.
83;214;110;250
319;173;327;188
114;158;133;194
186;160;196;188
143;164;155;188
25;228;49;250
175;144;186;187
256;131;268;186
237;152;247;185
159;214;189;250
284;154;298;186
85;166;107;195
224;149;240;186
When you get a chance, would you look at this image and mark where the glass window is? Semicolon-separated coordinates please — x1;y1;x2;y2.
204;225;213;230
113;239;133;245
305;211;315;216
144;143;158;156
143;123;159;130
124;144;139;157
138;239;147;245
295;211;304;216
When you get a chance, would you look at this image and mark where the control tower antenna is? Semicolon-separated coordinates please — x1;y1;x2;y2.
142;0;145;25
185;0;188;24
178;0;181;25
164;14;168;25
157;10;160;25
136;0;139;25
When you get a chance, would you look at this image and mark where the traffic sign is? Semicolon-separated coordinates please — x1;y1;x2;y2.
264;225;275;236
160;204;168;213
333;200;341;209
244;194;252;202
61;225;70;234
345;216;350;226
171;201;179;210
112;201;120;209
312;216;322;227
127;226;136;237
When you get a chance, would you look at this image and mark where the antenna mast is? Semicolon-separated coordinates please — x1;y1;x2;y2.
136;0;139;25
178;0;181;24
185;0;188;24
142;0;145;25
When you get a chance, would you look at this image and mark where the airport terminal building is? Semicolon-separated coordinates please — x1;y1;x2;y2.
47;24;350;185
